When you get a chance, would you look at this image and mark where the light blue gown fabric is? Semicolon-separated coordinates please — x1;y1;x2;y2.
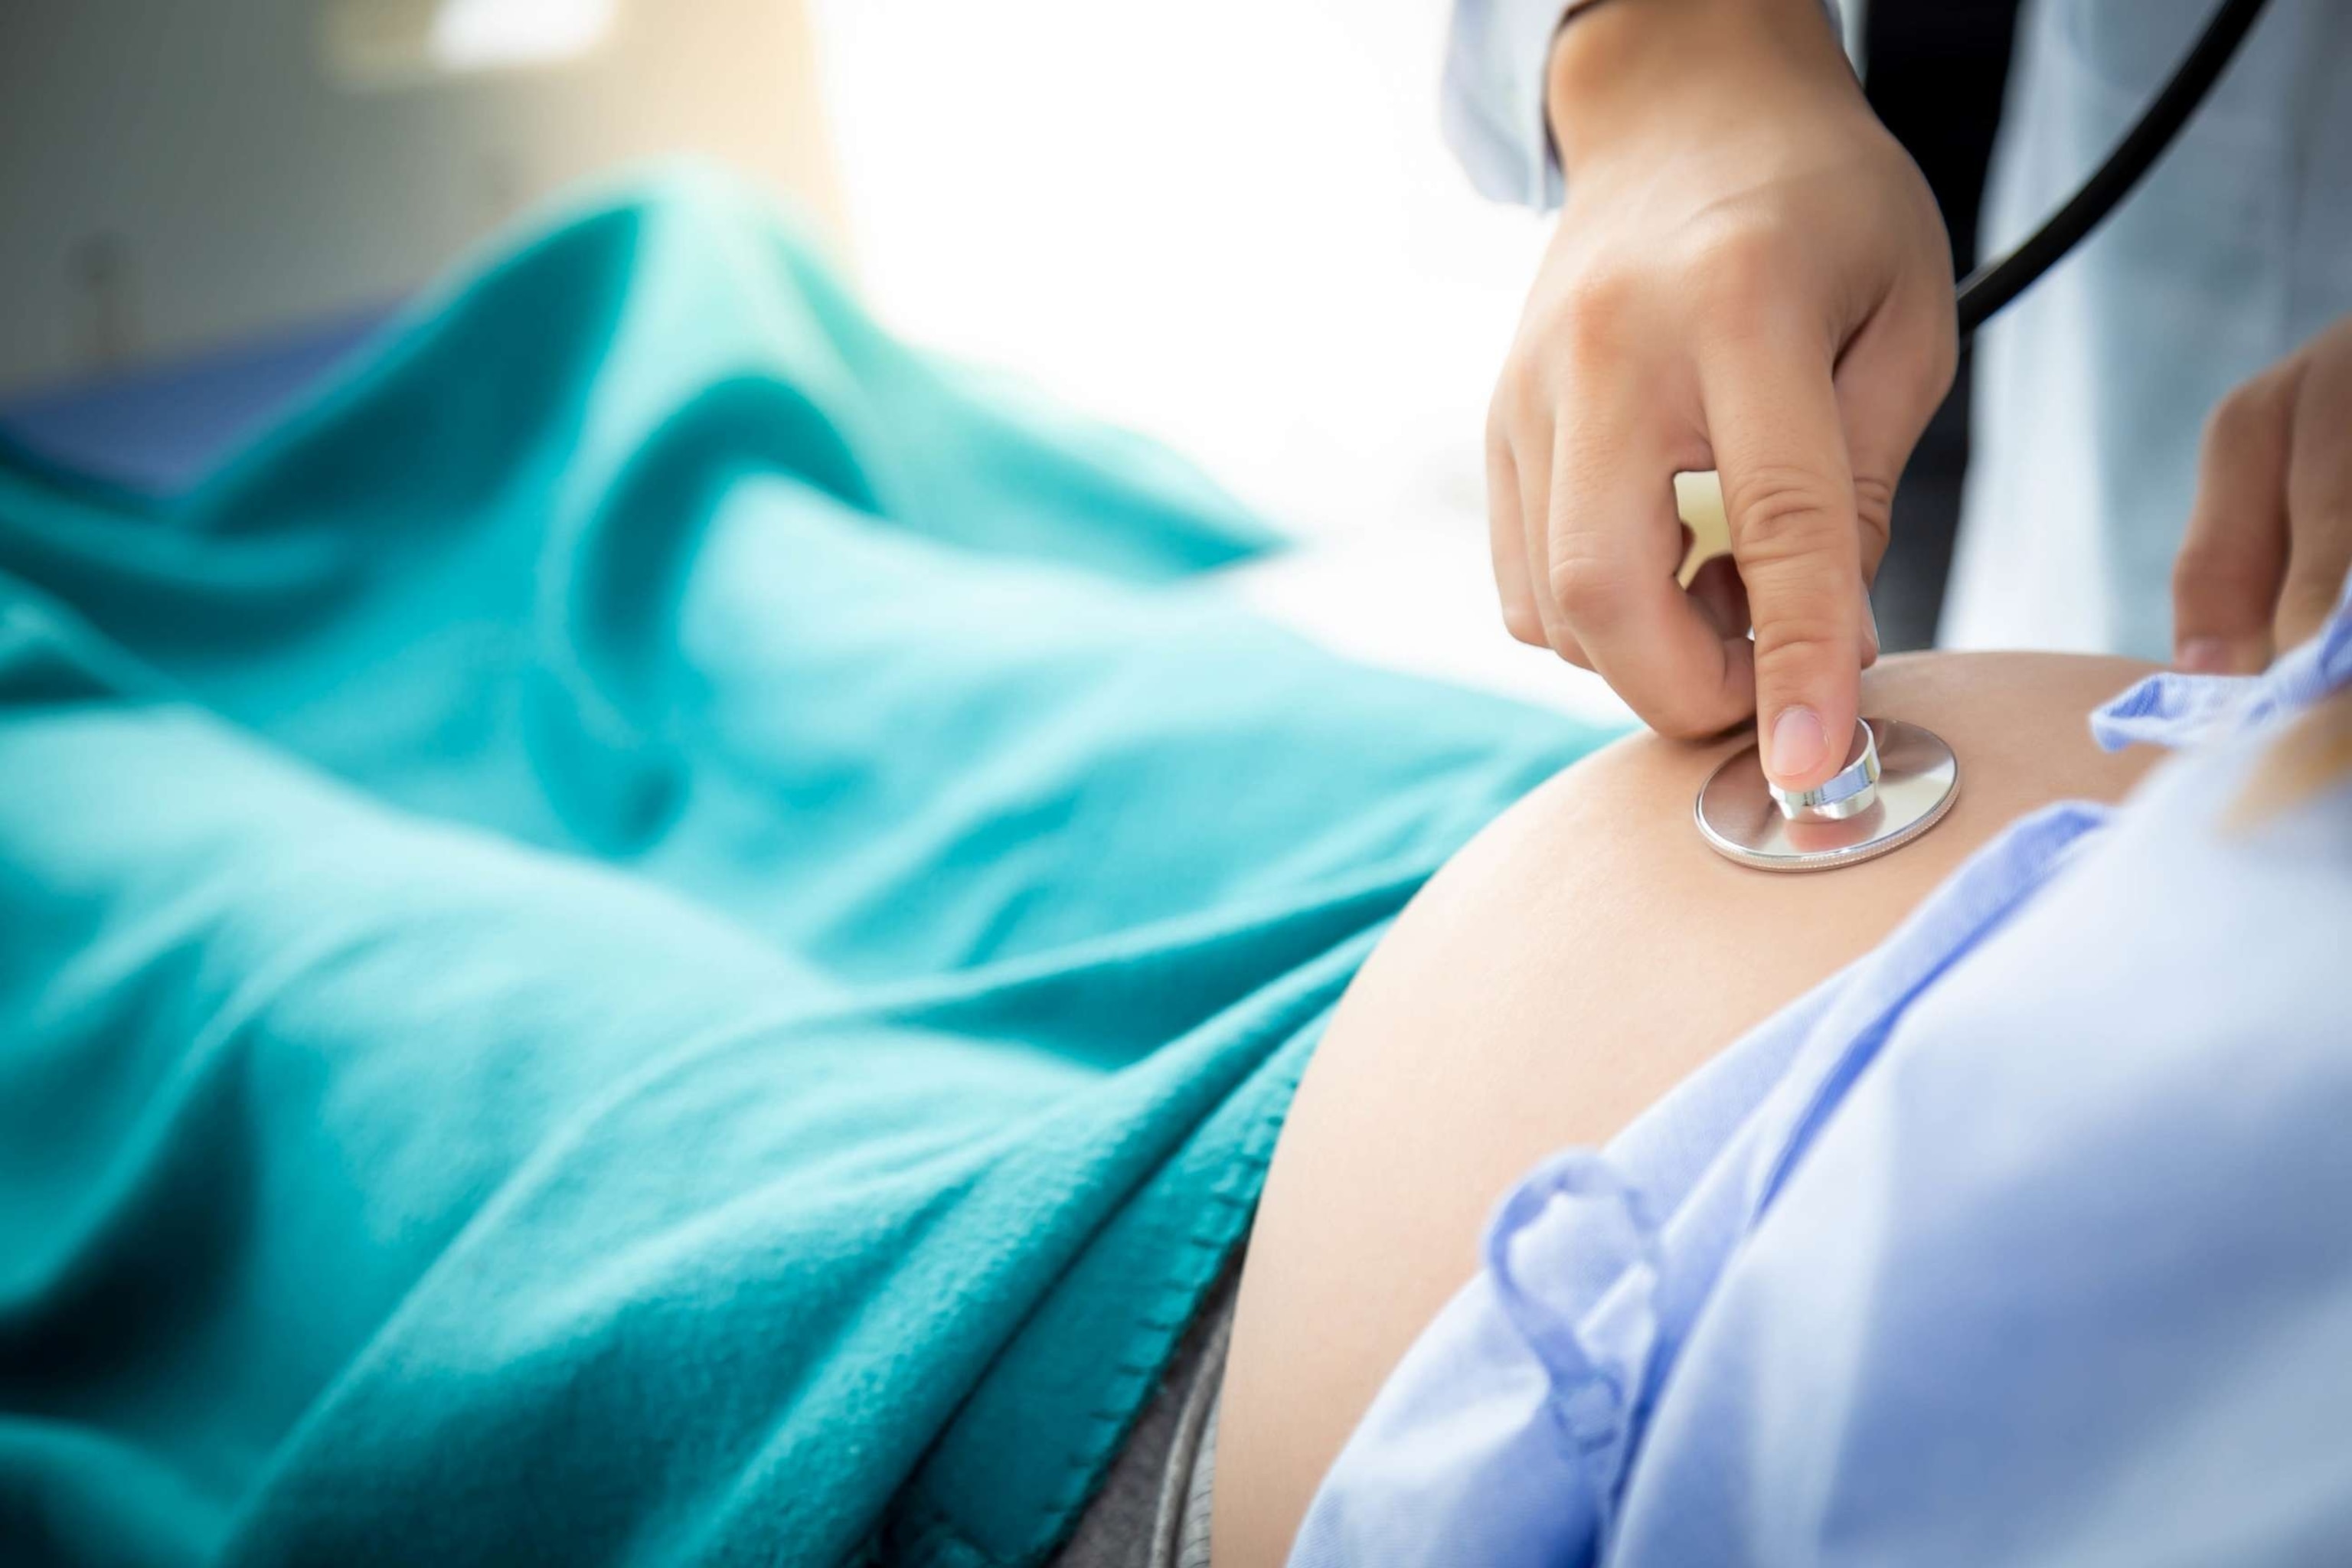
1292;570;2352;1567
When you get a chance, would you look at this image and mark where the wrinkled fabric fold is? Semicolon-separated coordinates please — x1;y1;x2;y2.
0;171;1617;1566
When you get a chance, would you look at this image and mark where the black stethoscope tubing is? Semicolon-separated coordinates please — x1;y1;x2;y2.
1953;0;2274;338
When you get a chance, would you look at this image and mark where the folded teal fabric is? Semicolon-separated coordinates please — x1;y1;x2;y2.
0;171;1615;1566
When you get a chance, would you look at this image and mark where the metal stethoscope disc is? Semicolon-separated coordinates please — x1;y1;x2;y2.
1695;717;1960;872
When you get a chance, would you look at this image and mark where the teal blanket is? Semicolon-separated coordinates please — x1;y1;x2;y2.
0;173;1612;1566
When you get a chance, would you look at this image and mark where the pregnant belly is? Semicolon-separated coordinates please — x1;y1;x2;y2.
1212;650;2163;1568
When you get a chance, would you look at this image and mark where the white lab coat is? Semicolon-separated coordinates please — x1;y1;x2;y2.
1442;0;2352;660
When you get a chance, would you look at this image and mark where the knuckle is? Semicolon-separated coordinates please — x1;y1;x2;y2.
1531;275;1638;365
2171;543;2220;599
1564;270;1639;330
1725;465;1849;564
1545;550;1625;625
2202;381;2276;456
1750;613;1854;683
1684;224;1795;325
1550;311;1614;372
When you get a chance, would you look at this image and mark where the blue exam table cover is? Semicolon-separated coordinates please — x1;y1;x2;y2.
0;172;1615;1566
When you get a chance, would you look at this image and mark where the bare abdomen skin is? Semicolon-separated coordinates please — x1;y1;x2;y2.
1214;652;2164;1568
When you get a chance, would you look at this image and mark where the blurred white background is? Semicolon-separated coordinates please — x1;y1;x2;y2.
813;0;1550;550
2;0;1548;552
811;0;1625;710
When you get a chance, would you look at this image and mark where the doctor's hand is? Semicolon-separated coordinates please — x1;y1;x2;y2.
1488;0;1955;789
2173;313;2352;673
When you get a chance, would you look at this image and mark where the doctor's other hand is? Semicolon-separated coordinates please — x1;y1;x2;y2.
2173;313;2352;674
1488;0;1955;789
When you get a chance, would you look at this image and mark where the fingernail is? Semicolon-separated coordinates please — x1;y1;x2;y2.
1862;594;1882;664
1769;705;1828;784
2176;636;2230;674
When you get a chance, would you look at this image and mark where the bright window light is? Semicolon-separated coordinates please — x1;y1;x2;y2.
430;0;618;73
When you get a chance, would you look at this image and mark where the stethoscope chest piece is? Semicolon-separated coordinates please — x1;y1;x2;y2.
1695;717;1959;872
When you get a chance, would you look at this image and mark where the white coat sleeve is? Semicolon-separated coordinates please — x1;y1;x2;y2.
1442;0;1848;211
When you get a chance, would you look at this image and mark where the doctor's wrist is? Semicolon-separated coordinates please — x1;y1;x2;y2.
1544;0;1861;181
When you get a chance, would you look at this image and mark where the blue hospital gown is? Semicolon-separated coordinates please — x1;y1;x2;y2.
1292;573;2352;1567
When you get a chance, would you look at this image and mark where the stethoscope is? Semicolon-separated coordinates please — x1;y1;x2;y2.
1695;0;2273;872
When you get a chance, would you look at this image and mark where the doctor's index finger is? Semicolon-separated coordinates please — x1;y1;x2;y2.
1701;332;1867;792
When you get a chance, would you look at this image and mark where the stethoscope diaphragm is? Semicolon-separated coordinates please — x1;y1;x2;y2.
1695;717;1959;872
